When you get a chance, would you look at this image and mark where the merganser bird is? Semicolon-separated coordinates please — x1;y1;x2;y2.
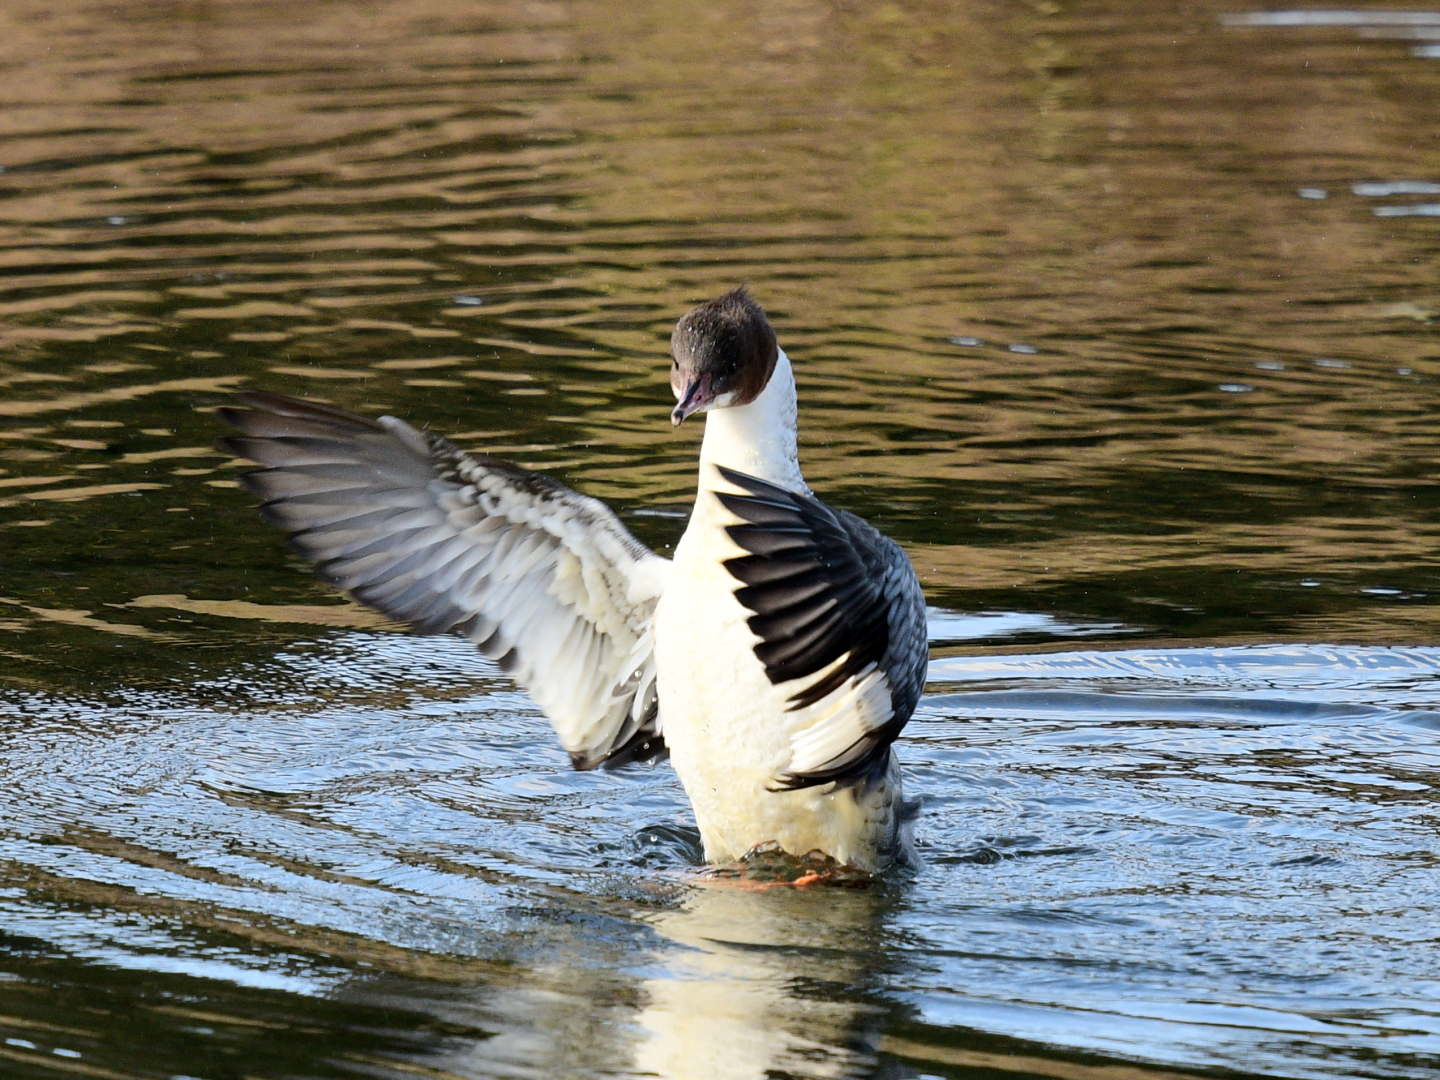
219;288;928;872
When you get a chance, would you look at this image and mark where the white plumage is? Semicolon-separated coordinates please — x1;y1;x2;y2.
653;350;919;871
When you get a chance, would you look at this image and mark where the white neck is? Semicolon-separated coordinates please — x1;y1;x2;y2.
697;348;805;492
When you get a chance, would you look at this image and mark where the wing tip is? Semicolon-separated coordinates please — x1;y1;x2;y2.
770;737;894;791
569;731;668;771
217;390;389;437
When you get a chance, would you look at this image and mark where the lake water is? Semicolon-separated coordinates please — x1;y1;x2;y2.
0;2;1438;1078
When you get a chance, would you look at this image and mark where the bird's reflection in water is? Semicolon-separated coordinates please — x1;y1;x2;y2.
635;876;891;1080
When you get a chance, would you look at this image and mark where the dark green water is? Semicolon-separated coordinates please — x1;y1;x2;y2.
1;1;1438;1077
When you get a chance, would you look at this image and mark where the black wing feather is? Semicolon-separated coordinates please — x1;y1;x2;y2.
715;465;928;789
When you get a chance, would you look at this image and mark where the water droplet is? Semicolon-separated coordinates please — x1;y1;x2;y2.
1009;343;1037;354
1397;367;1414;376
948;336;982;347
1255;360;1285;371
106;215;126;225
1312;358;1350;369
1219;383;1253;393
1300;579;1320;587
452;295;484;306
1297;187;1328;199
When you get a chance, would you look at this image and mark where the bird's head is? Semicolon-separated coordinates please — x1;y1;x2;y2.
669;287;779;427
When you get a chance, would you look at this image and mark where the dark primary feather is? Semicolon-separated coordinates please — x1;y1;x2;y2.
218;391;668;770
716;465;928;789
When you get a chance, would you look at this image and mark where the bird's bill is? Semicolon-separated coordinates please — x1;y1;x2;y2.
671;372;715;426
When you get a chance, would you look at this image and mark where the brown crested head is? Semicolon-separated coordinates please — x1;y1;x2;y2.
668;286;779;426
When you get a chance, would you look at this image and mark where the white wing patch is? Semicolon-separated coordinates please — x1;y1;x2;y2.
781;657;894;780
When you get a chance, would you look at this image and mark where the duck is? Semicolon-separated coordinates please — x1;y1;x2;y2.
218;287;928;873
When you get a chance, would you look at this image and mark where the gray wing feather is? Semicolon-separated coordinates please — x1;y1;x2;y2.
219;391;669;768
880;545;929;728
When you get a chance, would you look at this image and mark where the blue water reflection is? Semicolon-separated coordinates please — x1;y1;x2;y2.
2;631;1437;1076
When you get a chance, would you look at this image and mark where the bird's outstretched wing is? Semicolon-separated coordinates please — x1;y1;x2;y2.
715;466;927;789
218;391;670;769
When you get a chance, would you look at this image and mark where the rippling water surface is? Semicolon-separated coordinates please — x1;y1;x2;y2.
1;2;1439;1078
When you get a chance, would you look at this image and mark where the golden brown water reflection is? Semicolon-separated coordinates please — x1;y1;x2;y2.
0;0;1438;654
1;2;1439;1079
